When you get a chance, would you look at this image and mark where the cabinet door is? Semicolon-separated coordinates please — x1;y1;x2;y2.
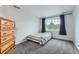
0;41;14;53
2;43;15;54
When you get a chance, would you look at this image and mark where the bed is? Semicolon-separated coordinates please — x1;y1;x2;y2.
26;32;52;45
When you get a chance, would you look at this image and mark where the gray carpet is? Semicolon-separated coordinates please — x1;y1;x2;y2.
10;39;79;54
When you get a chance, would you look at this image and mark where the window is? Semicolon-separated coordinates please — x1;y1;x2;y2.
45;16;60;31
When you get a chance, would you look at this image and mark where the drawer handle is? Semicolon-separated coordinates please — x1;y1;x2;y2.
8;27;10;29
3;33;6;35
3;38;6;41
4;22;7;24
3;27;6;29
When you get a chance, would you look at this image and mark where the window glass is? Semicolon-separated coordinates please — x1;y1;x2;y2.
45;16;60;31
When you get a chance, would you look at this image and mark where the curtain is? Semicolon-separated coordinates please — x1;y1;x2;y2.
41;18;46;33
59;14;67;35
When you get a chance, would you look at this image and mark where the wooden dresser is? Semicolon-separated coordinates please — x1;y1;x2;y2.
0;17;15;54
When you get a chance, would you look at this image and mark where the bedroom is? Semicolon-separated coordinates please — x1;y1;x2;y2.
0;5;79;54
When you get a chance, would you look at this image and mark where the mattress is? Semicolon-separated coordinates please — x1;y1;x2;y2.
26;32;52;45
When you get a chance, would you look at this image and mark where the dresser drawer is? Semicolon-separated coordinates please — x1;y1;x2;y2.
0;30;14;37
1;19;15;26
0;41;14;53
1;35;15;43
0;25;8;30
9;22;15;27
1;20;10;25
7;25;15;30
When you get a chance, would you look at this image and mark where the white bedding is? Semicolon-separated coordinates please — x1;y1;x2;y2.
26;32;52;45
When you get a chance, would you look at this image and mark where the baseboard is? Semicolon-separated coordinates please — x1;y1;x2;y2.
15;39;28;45
75;45;79;50
53;38;73;42
74;42;79;50
15;41;23;45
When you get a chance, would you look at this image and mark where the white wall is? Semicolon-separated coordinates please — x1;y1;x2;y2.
0;6;40;45
0;6;7;17
73;6;79;49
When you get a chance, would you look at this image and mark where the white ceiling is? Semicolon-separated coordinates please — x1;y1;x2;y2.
18;5;75;18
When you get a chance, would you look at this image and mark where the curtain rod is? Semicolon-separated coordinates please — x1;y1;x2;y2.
45;12;72;19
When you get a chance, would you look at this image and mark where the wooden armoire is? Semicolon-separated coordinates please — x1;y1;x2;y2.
0;17;15;54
